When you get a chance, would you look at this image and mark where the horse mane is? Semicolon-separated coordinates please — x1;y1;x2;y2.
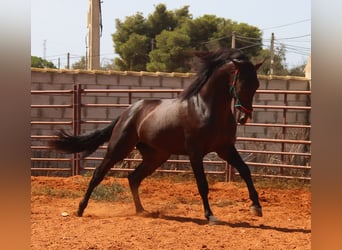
179;48;249;101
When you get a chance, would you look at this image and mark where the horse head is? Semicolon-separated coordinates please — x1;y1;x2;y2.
230;59;263;125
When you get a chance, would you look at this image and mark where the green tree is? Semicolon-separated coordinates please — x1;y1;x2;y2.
112;12;150;70
252;45;289;75
184;15;223;51
173;5;192;26
147;30;191;72
101;59;119;71
231;22;263;58
273;45;289;75
112;4;265;72
146;4;177;36
72;56;86;70
115;33;149;71
288;64;305;77
206;20;263;58
31;56;56;68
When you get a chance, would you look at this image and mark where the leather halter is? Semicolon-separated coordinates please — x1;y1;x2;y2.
229;69;253;114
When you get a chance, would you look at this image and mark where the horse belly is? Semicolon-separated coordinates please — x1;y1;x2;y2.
138;108;187;154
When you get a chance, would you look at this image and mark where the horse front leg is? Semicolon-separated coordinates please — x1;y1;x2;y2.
189;157;218;224
218;145;262;217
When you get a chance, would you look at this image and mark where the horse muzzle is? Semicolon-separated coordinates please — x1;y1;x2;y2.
234;103;253;125
237;108;252;125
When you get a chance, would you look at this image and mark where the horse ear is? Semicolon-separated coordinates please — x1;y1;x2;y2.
232;59;244;69
255;58;266;71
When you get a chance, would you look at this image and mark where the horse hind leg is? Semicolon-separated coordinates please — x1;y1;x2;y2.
77;132;137;217
127;161;149;215
77;156;116;216
128;144;169;215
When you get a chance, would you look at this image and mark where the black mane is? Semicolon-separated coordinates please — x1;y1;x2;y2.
179;48;249;101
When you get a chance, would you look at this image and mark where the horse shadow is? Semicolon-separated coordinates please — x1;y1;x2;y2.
155;214;311;234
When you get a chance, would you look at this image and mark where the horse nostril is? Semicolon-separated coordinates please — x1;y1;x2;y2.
239;116;246;125
238;113;251;125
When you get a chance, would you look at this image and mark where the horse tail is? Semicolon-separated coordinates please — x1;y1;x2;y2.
49;117;120;158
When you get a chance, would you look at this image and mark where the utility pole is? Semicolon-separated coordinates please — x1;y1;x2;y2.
85;35;88;70
230;30;237;179
66;52;70;69
43;40;46;60
87;0;101;70
270;32;275;75
231;31;236;49
151;38;155;51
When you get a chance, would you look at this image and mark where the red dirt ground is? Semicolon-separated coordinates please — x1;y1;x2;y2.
31;176;311;249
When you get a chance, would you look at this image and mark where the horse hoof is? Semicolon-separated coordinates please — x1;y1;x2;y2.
250;205;263;217
208;215;220;225
136;210;151;217
76;210;83;217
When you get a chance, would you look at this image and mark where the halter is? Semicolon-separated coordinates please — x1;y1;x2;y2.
229;69;253;114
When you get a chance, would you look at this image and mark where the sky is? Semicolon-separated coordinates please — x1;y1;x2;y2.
31;0;311;69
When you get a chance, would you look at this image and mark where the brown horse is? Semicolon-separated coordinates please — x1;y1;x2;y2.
49;48;264;224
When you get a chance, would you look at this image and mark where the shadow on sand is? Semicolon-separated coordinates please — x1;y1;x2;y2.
144;212;311;234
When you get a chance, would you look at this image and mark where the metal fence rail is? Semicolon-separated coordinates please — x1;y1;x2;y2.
31;86;311;181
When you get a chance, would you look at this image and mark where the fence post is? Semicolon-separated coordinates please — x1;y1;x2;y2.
225;162;233;182
280;92;288;175
128;91;132;104
72;84;82;175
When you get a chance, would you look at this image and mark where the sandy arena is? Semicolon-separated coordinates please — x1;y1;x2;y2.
31;175;311;249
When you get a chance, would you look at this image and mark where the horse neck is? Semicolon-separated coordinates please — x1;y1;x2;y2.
199;67;233;113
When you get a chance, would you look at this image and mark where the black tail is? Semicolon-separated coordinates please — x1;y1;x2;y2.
49;117;119;157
